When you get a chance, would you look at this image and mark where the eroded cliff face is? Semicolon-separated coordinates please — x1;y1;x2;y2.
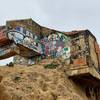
0;64;88;100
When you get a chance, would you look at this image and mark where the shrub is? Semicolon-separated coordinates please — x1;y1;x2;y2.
44;63;59;69
7;62;14;67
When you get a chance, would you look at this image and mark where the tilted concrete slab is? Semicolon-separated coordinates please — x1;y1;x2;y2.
0;43;20;60
66;65;100;80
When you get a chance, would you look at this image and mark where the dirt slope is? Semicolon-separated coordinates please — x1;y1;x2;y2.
0;63;88;100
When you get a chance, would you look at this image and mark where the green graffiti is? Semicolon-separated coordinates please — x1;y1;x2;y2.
57;32;70;42
64;47;68;51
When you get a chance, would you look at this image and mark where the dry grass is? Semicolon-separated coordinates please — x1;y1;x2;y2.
0;62;88;100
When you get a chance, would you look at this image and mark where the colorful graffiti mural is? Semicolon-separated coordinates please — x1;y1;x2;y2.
41;32;71;59
7;29;43;54
3;19;72;65
0;43;20;60
0;19;99;68
0;23;88;66
7;30;71;65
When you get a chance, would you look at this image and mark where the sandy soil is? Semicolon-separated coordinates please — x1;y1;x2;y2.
0;63;88;100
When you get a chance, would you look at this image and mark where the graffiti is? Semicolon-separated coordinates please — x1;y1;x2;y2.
40;32;71;60
0;25;83;65
8;31;71;65
15;26;39;40
0;43;19;58
7;29;43;54
0;28;93;66
0;18;100;70
8;31;24;43
13;55;29;65
13;55;42;65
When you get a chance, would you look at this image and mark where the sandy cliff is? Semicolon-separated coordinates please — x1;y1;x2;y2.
0;63;88;100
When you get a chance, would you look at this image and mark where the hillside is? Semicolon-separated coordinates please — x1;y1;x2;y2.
0;59;89;100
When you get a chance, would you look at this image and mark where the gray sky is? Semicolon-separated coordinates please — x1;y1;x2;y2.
0;0;100;65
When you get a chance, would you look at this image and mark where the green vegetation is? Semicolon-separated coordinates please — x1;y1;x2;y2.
44;62;59;69
7;62;14;67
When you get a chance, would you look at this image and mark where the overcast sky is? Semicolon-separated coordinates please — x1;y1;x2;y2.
0;0;100;65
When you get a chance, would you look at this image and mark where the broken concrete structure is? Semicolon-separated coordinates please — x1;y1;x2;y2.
0;19;99;67
0;18;100;99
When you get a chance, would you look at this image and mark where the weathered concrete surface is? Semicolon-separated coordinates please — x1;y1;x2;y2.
66;65;100;80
